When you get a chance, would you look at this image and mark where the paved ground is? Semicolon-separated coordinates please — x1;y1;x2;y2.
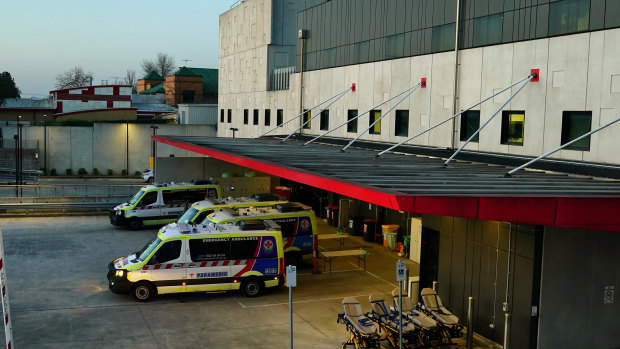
0;215;492;348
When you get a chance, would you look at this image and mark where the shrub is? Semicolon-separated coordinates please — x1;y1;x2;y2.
107;169;114;176
50;168;57;176
77;168;87;176
121;169;128;176
92;168;99;175
66;168;72;175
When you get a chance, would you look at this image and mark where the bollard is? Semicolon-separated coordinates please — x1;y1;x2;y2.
466;297;474;349
432;281;438;291
503;312;511;349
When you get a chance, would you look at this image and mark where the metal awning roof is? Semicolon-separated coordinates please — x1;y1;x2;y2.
154;135;620;232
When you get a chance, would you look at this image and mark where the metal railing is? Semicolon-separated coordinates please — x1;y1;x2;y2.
0;184;144;199
0;139;39;149
269;66;296;91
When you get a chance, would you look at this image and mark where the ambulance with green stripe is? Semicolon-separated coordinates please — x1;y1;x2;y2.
175;193;287;226
204;203;318;267
109;181;222;230
107;220;285;301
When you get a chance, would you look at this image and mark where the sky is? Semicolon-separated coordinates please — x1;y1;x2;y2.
1;0;236;97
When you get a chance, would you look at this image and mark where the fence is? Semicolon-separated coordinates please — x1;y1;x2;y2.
0;139;39;150
0;184;144;200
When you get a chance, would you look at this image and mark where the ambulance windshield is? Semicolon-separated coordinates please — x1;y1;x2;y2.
129;189;146;206
178;207;199;224
138;236;162;261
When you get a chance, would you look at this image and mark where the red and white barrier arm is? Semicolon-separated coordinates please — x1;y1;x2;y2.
0;229;13;349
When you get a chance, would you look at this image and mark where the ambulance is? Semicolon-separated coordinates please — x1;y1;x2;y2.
205;203;318;267
176;193;288;225
109;181;222;230
107;220;285;301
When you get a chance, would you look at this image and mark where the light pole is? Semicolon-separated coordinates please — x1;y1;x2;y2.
43;114;47;175
150;125;158;172
17;115;22;186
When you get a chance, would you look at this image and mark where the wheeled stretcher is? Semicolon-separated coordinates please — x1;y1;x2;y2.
390;288;446;346
420;288;463;339
337;297;383;349
367;294;420;348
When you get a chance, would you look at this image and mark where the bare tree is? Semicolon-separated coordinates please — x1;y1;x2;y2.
140;52;176;77
124;69;137;93
55;66;93;89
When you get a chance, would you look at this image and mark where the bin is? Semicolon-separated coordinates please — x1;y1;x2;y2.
381;225;400;249
363;219;377;242
348;216;364;236
325;206;338;225
330;206;340;227
274;186;291;200
385;232;397;250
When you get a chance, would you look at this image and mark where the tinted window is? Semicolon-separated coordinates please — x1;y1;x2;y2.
149;240;182;264
431;23;455;52
277;109;284;126
220;109;224;122
395;110;409;137
244;109;248;124
230;236;261;259
227;109;232;123
347;110;358;133
369;110;381;135
501;111;525;145
253;109;259;125
265;109;271;126
302;109;311;129
320;110;329;130
189;238;230;262
473;14;503;47
138;191;158;206
549;0;590;36
460;111;480;142
561;111;591;151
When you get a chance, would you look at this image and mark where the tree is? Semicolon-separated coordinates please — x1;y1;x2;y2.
140;52;175;78
124;69;137;93
0;71;21;106
55;66;93;89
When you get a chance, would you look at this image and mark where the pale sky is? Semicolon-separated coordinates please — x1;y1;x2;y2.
1;0;235;97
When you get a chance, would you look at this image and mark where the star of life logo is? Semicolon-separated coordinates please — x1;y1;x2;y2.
300;218;310;230
263;239;274;253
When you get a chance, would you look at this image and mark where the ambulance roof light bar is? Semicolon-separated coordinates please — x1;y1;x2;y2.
257;84;354;139
377;72;537;157
280;84;354;143
303;78;426;147
341;79;424;152
507;113;620;176
444;70;538;166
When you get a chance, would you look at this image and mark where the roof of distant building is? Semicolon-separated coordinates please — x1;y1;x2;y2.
0;98;54;110
173;67;218;94
139;82;165;94
143;70;165;81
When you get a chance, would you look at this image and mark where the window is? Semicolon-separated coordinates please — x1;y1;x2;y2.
394;110;409;137
229;236;260;259
473;14;503;47
264;109;271;126
549;0;590;36
347;110;358;133
431;23;455;52
253;109;259;125
243;109;248;125
138;191;158;206
501;111;525;145
220;109;224;123
149;240;182;264
277;109;284;126
227;109;232;123
320;110;329;130
460;111;480;142
369;110;381;135
302;109;311;129
386;34;404;59
561;111;592;151
189;238;230;262
182;91;195;103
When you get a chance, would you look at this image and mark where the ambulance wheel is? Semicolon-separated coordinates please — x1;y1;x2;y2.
147;177;154;183
241;278;264;298
132;281;155;302
128;218;143;231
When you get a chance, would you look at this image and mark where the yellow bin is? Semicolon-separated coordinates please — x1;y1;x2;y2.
382;225;399;249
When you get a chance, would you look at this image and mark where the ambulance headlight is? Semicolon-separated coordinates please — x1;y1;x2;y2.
115;270;124;277
116;210;122;216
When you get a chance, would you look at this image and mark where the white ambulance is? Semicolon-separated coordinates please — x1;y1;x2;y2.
109;181;222;230
107;220;285;301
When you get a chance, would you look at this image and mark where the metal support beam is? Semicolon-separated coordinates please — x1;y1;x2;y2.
341;82;422;152
444;76;533;165
258;86;351;138
507;114;620;176
281;86;352;142
377;74;533;157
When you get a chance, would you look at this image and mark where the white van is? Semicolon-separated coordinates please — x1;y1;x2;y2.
107;220;285;301
109;181;222;230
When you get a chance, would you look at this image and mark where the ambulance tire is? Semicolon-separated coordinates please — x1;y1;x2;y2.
285;251;302;268
132;281;155;302
147;177;154;183
241;278;264;298
128;218;143;231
